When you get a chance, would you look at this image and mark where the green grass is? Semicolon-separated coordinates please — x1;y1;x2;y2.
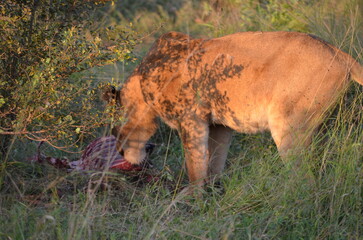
1;116;363;239
1;0;363;239
1;118;362;239
1;96;362;239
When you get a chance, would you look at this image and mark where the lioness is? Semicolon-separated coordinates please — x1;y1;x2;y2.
108;31;363;187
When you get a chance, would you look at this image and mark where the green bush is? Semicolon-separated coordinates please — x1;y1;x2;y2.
0;0;137;159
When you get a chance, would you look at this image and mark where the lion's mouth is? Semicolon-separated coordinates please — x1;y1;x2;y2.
110;157;141;171
110;143;155;171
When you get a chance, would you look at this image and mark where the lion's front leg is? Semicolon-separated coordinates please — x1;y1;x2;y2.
179;119;209;187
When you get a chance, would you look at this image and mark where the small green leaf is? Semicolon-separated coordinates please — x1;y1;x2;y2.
0;97;5;108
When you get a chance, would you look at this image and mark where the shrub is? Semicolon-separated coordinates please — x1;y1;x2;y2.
0;0;137;161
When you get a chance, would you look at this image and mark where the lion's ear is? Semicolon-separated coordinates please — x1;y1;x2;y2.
102;85;119;104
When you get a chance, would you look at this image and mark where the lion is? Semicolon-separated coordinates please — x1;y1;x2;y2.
106;31;363;188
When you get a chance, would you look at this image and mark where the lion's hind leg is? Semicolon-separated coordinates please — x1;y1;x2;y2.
207;124;233;181
269;112;321;161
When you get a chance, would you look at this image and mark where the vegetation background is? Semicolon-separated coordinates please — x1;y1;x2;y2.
1;0;362;239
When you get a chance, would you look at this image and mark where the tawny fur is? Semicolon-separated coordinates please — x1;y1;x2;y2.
111;31;363;186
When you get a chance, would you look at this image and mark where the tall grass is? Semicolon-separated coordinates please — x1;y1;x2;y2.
1;0;362;239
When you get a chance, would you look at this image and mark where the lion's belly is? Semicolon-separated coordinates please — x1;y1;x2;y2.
209;76;271;134
211;100;270;134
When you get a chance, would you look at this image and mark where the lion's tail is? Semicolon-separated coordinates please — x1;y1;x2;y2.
337;47;363;85
350;60;363;86
342;51;363;85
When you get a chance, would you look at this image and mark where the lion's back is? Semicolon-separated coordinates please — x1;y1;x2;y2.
133;31;354;133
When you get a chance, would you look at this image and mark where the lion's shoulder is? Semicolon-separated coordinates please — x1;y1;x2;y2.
159;31;192;42
138;32;204;76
